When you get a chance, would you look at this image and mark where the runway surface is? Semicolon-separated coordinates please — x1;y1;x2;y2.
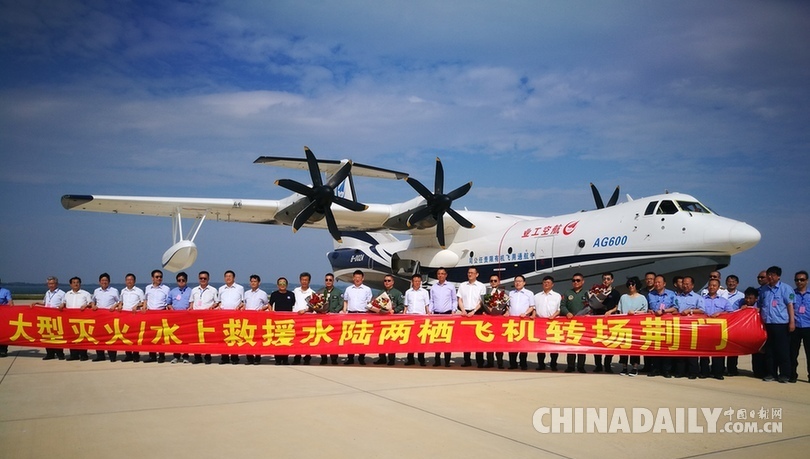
0;346;808;459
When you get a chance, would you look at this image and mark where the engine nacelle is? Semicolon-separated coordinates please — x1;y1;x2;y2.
162;240;198;272
392;248;460;272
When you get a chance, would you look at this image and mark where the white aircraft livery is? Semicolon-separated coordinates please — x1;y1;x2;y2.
61;147;760;291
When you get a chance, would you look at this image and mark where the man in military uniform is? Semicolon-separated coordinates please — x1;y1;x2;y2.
373;274;405;365
319;273;343;365
560;273;588;373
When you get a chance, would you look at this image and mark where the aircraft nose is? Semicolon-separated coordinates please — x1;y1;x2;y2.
729;222;761;252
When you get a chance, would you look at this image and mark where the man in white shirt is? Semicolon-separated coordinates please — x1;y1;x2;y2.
190;271;218;364
143;269;171;363
218;270;245;365
292;272;315;365
457;266;487;367
241;274;268;365
91;273;119;362
33;276;66;360
404;273;430;366
62;276;93;361
115;273;144;362
342;270;373;365
534;275;561;371
507;275;535;370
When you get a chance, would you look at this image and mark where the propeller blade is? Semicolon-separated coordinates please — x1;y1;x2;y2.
445;181;472;201
323;206;342;242
324;160;354;189
590;183;605;209
407;206;434;227
434;157;444;195
405;177;434;202
304;146;323;187
446;207;475;229
436;216;446;248
292;201;319;232
275;179;312;196
333;195;368;212
607;186;620;207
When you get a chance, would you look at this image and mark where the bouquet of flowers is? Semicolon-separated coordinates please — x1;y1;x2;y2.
367;291;392;314
587;283;608;311
482;289;509;315
307;292;328;314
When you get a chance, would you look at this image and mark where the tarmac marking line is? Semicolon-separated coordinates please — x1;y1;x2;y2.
678;434;810;458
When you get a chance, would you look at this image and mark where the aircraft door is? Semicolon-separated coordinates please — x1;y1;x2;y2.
534;236;554;272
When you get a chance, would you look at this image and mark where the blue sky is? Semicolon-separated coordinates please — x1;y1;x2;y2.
1;1;808;289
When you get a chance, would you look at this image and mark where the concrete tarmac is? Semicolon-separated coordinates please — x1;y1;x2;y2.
0;347;808;459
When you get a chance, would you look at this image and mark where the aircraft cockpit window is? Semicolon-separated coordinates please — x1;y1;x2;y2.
644;201;658;216
656;200;678;215
677;201;711;214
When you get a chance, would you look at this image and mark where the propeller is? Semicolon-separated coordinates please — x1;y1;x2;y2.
275;146;367;242
405;157;474;248
590;183;620;209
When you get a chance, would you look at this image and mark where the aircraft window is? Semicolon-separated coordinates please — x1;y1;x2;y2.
656;200;678;215
677;201;711;214
644;201;658;216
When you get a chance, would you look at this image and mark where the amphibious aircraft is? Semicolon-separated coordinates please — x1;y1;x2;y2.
61;147;761;291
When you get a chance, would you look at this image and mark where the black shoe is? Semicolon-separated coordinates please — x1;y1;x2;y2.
92;356;105;362
698;375;708;379
0;351;6;358
79;355;88;361
663;373;672;378
358;358;366;366
714;375;725;380
109;357;117;362
550;363;558;372
419;360;426;367
344;359;355;365
778;377;789;384
604;367;614;374
387;360;395;366
477;363;485;368
461;362;472;367
497;363;504;369
788;377;797;383
593;365;603;373
520;364;527;371
57;354;65;360
405;360;415;366
320;359;328;365
42;355;55;361
65;356;77;361
536;363;546;371
143;357;157;363
564;367;574;373
433;361;442;367
577;367;586;374
292;357;301;365
445;362;451;367
508;364;517;370
688;375;697;380
762;375;774;382
373;359;387;365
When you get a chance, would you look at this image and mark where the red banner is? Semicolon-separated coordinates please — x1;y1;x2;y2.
0;306;765;356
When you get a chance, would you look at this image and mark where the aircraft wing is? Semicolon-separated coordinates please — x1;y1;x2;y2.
60;194;402;229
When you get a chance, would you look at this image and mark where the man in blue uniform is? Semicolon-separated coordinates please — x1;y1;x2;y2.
758;266;795;383
789;270;809;383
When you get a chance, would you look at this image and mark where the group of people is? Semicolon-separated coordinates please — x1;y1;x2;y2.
1;266;807;385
